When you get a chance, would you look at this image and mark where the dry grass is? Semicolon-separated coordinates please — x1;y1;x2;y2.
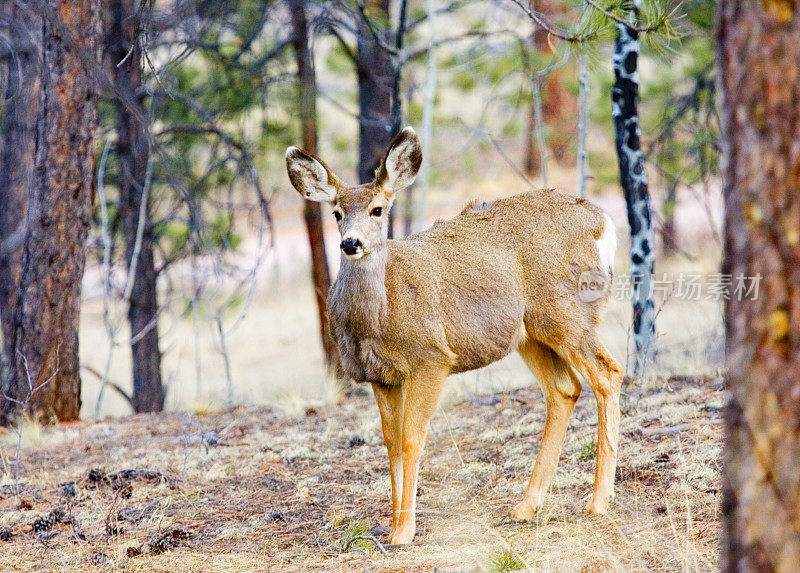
0;374;721;571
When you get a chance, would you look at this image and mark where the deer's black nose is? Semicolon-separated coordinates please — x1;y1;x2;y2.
341;238;362;255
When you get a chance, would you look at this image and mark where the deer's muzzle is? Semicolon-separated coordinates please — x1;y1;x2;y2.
341;237;364;259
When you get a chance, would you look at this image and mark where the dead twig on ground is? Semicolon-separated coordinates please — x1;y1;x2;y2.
342;534;389;557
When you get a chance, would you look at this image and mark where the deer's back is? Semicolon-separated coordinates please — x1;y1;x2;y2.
385;189;610;373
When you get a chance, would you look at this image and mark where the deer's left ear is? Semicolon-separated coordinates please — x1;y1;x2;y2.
375;126;422;198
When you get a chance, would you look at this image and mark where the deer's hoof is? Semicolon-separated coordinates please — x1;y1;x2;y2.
586;496;610;515
510;501;539;521
388;529;415;545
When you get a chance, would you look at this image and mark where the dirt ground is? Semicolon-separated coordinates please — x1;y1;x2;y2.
0;373;721;571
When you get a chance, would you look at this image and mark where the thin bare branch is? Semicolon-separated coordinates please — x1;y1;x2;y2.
343;534;390;557
353;0;399;55
93;136;117;418
506;0;580;41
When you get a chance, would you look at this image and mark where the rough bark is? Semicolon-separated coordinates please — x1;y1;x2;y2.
718;1;800;569
523;85;542;177
289;0;336;369
356;0;405;237
0;4;39;384
108;0;164;412
0;0;101;424
661;181;678;256
611;12;656;376
356;0;393;187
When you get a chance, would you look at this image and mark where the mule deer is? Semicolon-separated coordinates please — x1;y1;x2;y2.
286;127;623;545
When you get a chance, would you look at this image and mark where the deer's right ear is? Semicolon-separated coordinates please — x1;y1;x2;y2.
285;147;340;203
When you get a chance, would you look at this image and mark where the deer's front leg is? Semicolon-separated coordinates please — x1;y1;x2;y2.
372;382;405;538
391;369;447;545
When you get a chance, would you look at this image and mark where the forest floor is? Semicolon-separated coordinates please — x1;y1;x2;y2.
0;374;722;572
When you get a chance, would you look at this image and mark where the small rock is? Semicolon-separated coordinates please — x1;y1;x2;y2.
269;510;285;521
91;552;109;565
38;530;60;544
87;468;105;484
148;526;192;554
60;482;77;498
1;484;27;497
0;528;13;541
119;499;159;523
348;435;365;448
186;431;220;447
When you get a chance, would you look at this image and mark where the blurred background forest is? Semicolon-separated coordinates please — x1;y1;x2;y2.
0;0;720;420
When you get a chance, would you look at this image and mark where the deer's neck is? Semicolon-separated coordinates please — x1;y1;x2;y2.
333;247;388;336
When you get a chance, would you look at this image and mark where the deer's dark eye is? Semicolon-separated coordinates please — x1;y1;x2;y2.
333;211;342;222
370;207;383;217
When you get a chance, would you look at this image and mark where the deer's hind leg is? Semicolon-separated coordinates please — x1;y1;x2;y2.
511;341;582;521
565;337;623;514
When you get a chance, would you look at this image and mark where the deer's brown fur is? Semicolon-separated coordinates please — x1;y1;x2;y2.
286;127;623;545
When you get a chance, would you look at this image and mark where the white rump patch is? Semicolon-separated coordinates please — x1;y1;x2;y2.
596;212;617;276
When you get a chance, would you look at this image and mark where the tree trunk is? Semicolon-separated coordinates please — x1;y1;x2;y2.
611;13;656;376
523;0;577;177
524;69;577;175
661;181;678;256
357;0;393;227
523;96;542;177
108;0;164;412
289;0;336;370
0;0;101;424
0;3;39;385
414;0;437;232
718;1;800;569
576;57;589;197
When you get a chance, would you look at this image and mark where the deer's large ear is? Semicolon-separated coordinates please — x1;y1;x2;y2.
375;126;422;197
286;147;341;203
